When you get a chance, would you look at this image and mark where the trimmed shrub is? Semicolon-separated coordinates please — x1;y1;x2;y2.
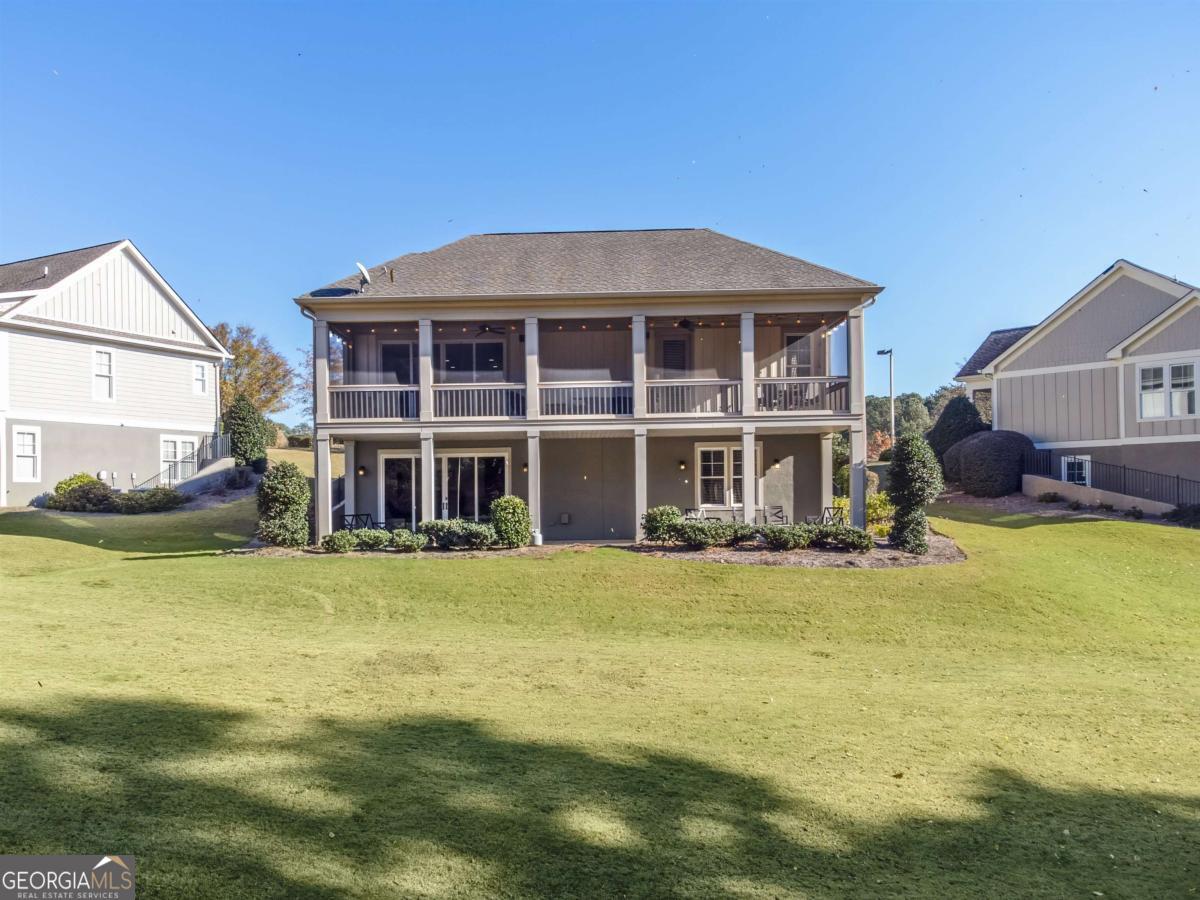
226;393;268;466
926;396;988;460
1165;503;1200;528
46;480;115;512
642;505;683;543
877;447;893;462
391;529;428;552
942;439;967;484
671;520;723;550
490;495;532;547
834;465;880;497
1124;506;1145;520
321;530;357;553
888;431;943;554
1037;491;1062;503
958;430;1035;497
352;528;392;551
810;523;874;552
761;524;815;551
1066;499;1084;511
459;521;497;550
255;460;311;547
53;472;101;497
114;486;187;514
287;434;313;449
419;519;465;550
1097;502;1114;512
724;521;759;547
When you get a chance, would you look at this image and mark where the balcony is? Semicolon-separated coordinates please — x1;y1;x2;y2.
433;383;526;419
539;381;634;417
756;377;849;414
647;379;741;416
329;385;418;421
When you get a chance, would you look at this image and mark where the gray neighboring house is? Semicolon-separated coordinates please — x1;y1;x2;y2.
957;259;1199;482
297;228;882;539
0;240;229;506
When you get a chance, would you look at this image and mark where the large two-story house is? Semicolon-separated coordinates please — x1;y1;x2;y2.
297;229;881;540
0;240;228;505
957;259;1199;484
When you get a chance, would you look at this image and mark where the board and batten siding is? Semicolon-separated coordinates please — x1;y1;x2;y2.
8;330;218;428
1122;361;1200;438
32;247;210;347
995;367;1121;443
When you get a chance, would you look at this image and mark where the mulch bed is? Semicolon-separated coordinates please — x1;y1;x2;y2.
936;489;1176;525
624;530;964;568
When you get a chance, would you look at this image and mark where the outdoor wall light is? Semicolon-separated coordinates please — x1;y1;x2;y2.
356;466;367;477
772;458;781;470
678;460;687;471
522;462;528;473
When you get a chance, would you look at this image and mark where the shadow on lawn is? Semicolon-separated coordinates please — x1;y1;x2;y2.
0;698;1194;897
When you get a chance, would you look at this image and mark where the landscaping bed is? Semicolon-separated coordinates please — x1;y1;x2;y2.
627;529;963;568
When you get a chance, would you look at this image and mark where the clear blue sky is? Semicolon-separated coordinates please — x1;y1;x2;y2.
2;1;1197;424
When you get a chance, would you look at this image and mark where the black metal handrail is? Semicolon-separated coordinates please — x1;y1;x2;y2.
132;433;231;491
1023;449;1200;507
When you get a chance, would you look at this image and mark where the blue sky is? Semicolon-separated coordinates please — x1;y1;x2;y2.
2;1;1197;423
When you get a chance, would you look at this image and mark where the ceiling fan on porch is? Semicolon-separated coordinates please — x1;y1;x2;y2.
474;324;506;337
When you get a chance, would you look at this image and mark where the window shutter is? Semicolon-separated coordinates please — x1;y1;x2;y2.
662;339;687;373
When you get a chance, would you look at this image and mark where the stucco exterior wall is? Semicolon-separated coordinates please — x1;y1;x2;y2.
1002;275;1183;370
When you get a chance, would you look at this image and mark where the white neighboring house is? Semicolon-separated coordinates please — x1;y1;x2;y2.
0;240;229;506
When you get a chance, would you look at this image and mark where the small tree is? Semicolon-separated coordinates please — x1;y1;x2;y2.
490;495;532;547
926;395;987;460
888;431;943;554
867;430;893;460
226;393;268;466
256;460;311;546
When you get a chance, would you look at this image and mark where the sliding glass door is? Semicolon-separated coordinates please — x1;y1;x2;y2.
436;453;507;521
381;456;422;529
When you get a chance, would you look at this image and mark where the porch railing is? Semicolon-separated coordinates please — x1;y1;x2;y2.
539;381;633;417
329;385;419;420
1023;449;1200;507
755;377;850;413
433;383;526;418
647;379;742;416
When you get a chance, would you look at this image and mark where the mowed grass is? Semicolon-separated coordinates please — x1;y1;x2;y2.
267;446;343;477
0;500;1197;898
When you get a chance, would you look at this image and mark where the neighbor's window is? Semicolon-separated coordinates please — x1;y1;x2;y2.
13;428;40;482
1062;455;1091;486
193;363;208;395
93;349;114;400
1170;363;1196;416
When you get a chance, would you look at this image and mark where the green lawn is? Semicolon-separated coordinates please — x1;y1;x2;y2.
1;500;1197;898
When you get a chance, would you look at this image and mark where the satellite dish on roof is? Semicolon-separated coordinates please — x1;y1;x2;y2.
355;262;371;292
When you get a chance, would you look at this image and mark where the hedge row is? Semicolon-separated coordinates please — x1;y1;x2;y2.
640;506;873;552
45;475;187;515
321;528;428;553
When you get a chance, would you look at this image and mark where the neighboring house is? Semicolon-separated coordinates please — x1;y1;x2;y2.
957;259;1199;483
0;240;229;506
296;228;882;539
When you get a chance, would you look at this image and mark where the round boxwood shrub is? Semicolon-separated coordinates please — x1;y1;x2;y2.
942;438;967;484
490;495;532;547
888;431;944;555
391;529;428;552
352;528;392;551
46;480;116;512
321;530;357;553
53;472;102;497
958;430;1035;497
114;485;188;514
926;395;988;460
641;505;683;543
672;520;723;550
459;521;497;550
419;519;465;549
256;460;311;547
225;393;268;466
810;523;874;552
761;524;815;550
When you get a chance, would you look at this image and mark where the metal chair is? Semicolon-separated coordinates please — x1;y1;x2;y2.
342;513;376;529
765;504;788;525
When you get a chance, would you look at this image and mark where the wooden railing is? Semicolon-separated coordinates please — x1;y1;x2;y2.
755;377;849;413
539;382;634;417
433;383;526;418
647;379;741;416
330;385;419;420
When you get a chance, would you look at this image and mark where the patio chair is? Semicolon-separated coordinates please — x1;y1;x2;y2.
764;504;788;525
342;513;376;530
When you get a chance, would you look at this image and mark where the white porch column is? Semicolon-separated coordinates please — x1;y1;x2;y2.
632;314;647;419
343;440;356;517
740;312;756;416
849;426;867;529
634;427;647;540
526;430;542;535
741;426;757;524
847;308;865;417
525;317;540;420
313;320;330;425
418;319;434;423
819;433;834;514
420;430;435;523
315;434;332;539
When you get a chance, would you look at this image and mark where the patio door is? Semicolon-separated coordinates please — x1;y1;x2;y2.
436;452;507;521
381;455;422;529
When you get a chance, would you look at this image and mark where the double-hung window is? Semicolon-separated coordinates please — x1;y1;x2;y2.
695;443;762;508
13;426;41;482
93;349;114;401
1139;360;1198;419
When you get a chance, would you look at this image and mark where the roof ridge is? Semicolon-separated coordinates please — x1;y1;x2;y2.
1110;258;1197;291
699;228;878;288
478;228;700;236
0;239;124;269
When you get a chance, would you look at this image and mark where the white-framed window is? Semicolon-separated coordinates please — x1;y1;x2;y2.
12;425;41;483
1062;454;1091;486
160;435;198;485
694;442;764;508
435;339;506;384
93;348;115;401
193;362;209;395
1138;359;1198;420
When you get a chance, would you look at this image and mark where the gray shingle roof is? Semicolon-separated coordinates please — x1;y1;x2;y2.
957;326;1035;378
300;229;879;300
0;241;123;294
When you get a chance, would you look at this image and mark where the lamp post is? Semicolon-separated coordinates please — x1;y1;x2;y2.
876;348;894;446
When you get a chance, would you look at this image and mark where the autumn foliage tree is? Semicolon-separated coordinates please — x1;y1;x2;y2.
867;430;893;460
210;323;296;417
